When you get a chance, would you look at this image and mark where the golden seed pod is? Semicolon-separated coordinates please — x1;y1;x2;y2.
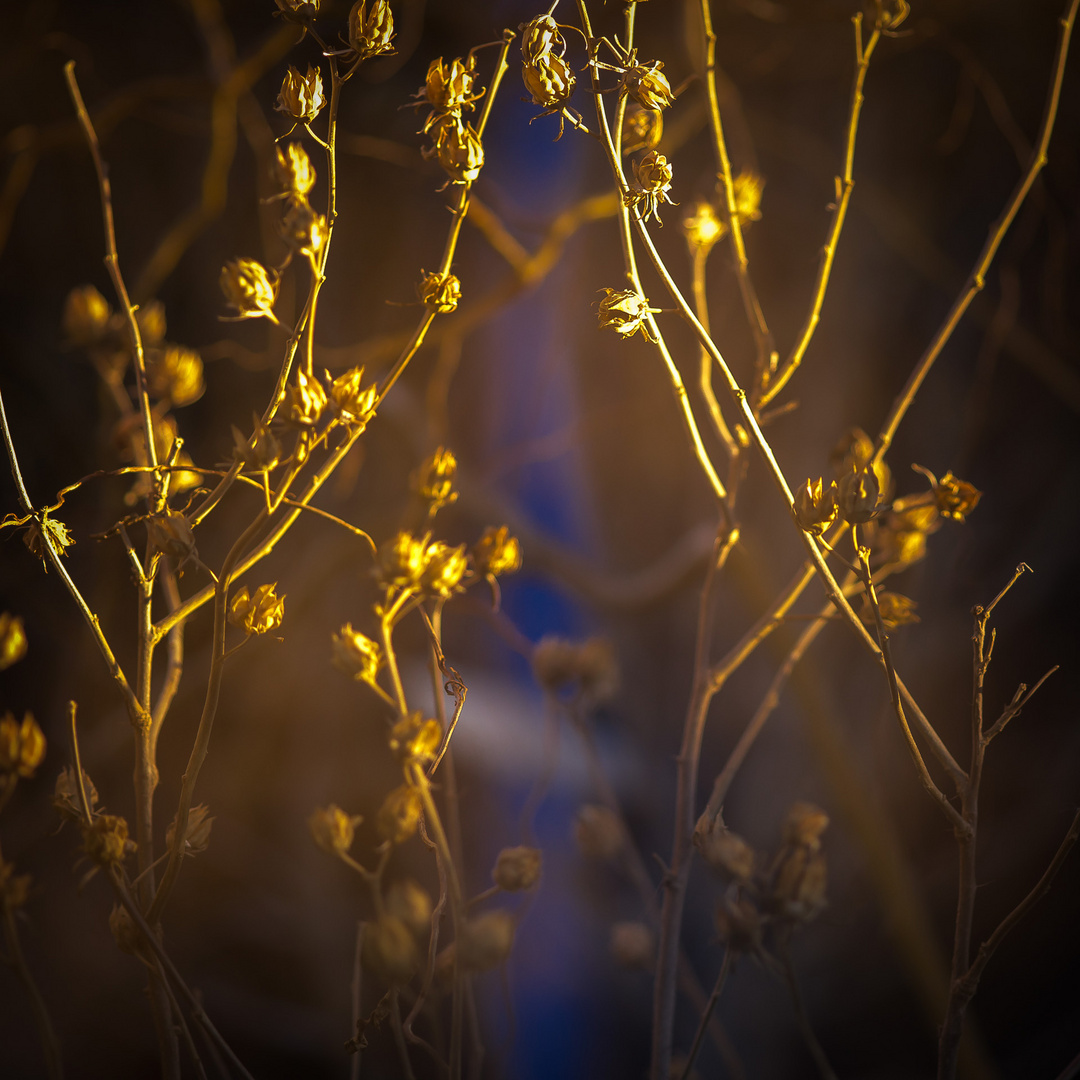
421;542;469;598
362;915;420;984
146;345;204;407
457;910;515;972
81;813;136;867
385;879;433;938
377;785;422;844
0;711;46;779
0;858;32;912
419;56;479;114
279;199;328;262
622;61;674;111
274;141;316;198
431;118;485;185
165;803;214;858
62;284;111;346
228;583;285;636
731;170;765;226
348;0;395;60
275;65;326;123
472;525;522;578
830;426;891;497
861;591;920;629
232;413;282;473
378;530;432;589
520;14;565;66
492;846;542;892
308;804;362;856
522;53;576;111
934;472;982;521
596;287;659;341
682;199;725;250
621;104;663;156
23;516;75;561
54;765;99;822
418;270;461;313
145;510;197;561
286;367;328;428
837;465;881;525
220;258;278;321
413;446;458;507
715;897;763;952
0;613;28;670
628;150;675;224
609;921;655;970
331;623;383;685
573;804;624;861
697;824;756;884
792;477;839;536
782;802;829;850
388;712;443;764
329;367;378;427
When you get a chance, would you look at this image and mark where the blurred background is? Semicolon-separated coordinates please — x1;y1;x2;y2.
1;0;1079;1076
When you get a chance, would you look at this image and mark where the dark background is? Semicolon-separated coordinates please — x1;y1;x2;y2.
1;0;1079;1077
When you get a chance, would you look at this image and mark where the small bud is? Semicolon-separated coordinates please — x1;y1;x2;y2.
596;288;660;341
377;785;422;844
81;813;136;867
329;367;378;427
388;712;443;764
492;846;542;892
279;200;327;262
609;921;654;970
62;284;111;345
0;613;28;670
418;270;461;313
837;465;881;524
274;142;317;199
228;583;285;636
792;477;838;536
622;62;674;111
145;510;197;562
348;0;395;60
276;65;326;124
147;345;204;407
385;879;432;937
220;258;278;321
0;711;46;779
421;542;469;598
621;105;663;155
861;591;920;629
682;200;725;251
457;910;515;972
332;624;383;684
472;526;522;577
309;804;362;856
166;803;214;858
732;170;764;226
362;916;419;983
573;804;623;860
285;366;328;428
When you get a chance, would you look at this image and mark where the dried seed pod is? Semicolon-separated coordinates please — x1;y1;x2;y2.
285;367;328;428
772;845;828;923
388;712;443;765
837;465;881;525
54;765;99;822
232;414;281;473
309;804;362;856
145;510;197;562
627;150;675;224
414;446;457;507
146;345;204;407
273;0;319;22
348;0;395;61
274;142;316;199
362;916;419;983
682;200;725;250
377;785;422;844
81;813;136;867
861;591;920;629
228;583;285;636
220;259;278;321
329;367;378;426
781;802;829;850
731;170;765;225
23;517;75;561
522;53;576;113
62;284;111;346
457;910;515;972
609;921;655;970
492;846;542;892
793;477;838;536
472;526;522;577
622;62;674;111
715;897;763;952
279;200;327;262
0;613;27;670
385;879;432;938
0;711;45;779
421;542;469;598
276;65;325;124
520;14;565;66
418;269;461;313
596;288;660;341
332;624;383;684
697;824;756;884
418;56;479;114
378;531;432;589
431;118;485;184
621;104;663;155
573;804;623;861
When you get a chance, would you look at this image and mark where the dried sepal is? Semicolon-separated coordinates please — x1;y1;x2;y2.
23;516;75;562
276;65;326;124
165;803;214;858
228;583;285;636
309;803;362;856
0;711;46;779
232;413;281;473
0;613;27;670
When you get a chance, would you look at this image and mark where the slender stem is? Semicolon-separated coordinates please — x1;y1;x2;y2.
678;950;731;1080
691;244;738;459
780;944;839;1080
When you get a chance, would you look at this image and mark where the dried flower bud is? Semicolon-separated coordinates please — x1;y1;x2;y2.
492;846;542;891
0;711;46;778
610;921;654;970
830;427;891;497
597;288;660;341
782;802;829;850
622;62;674;111
837;465;881;524
520;14;565;66
23;516;75;562
81;813;135;867
772;845;827;923
0;859;31;912
276;65;325;124
229;583;285;635
363;915;419;983
793;477;838;536
682;200;725;250
573;804;623;860
274;0;319;21
332;624;383;685
926;469;982;522
0;613;27;670
431;118;485;185
419;56;479;114
329;367;378;426
522;53;576;112
697;824;755;884
135;300;167;346
274;141;316;199
166;803;214;858
414;446;458;508
54;765;99;822
309;803;362;856
457;910;515;972
109;903;142;955
62;284;111;345
621;104;663;155
418;270;461;313
220;258;278;321
379;531;432;589
147;345;204;407
286;367;328;428
146;510;197;561
280;199;328;262
628;150;675;224
732;170;764;226
388;712;443;764
715;897;763;952
472;526;522;577
385;879;432;937
532;636;618;702
348;0;395;59
421;541;469;598
232;413;281;473
861;590;920;629
377;785;422;844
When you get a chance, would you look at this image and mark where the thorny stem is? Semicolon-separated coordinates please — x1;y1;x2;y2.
760;13;881;409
